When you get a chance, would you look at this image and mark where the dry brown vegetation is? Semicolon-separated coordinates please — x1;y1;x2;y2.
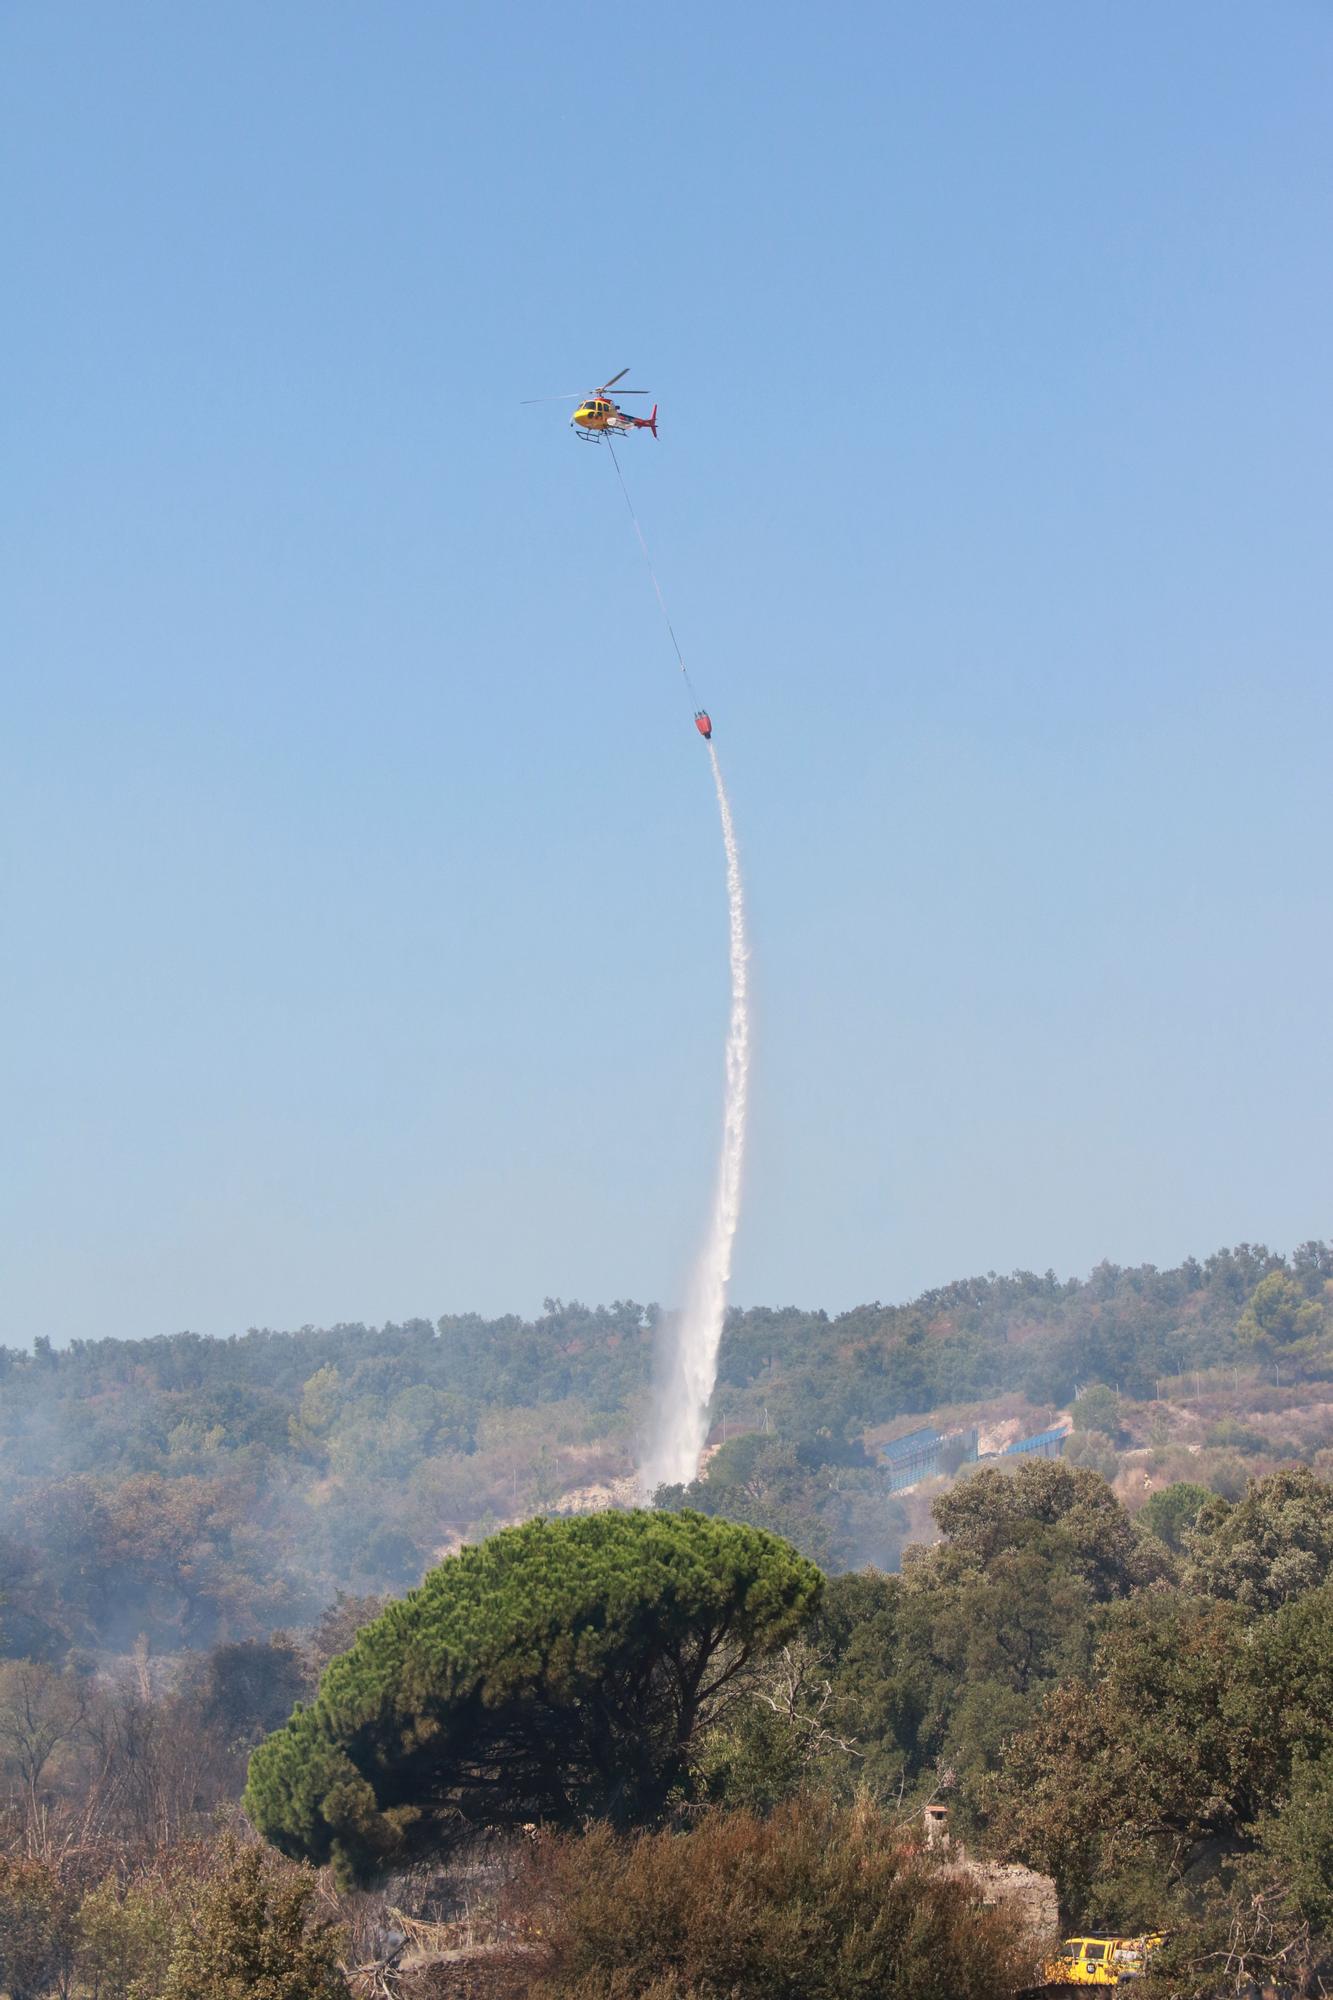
511;1799;1039;2000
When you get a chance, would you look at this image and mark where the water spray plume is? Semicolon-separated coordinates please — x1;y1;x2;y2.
602;437;752;1495
640;743;750;1494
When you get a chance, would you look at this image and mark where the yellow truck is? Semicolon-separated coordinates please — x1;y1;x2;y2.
1043;1935;1163;1986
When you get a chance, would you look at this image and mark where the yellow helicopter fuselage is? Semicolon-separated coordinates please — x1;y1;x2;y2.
573;398;619;430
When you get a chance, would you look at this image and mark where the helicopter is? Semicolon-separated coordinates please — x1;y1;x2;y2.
522;368;658;442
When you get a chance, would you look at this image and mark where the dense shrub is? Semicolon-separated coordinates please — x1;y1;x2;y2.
75;1878;174;2000
158;1836;348;2000
520;1797;1038;2000
0;1855;76;2000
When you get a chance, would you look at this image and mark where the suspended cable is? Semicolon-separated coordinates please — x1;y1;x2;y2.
606;438;701;709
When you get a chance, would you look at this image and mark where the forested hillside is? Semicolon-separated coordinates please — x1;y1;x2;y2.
3;1240;1332;1659
4;1240;1333;1995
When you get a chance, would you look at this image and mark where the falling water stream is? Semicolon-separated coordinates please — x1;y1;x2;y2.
601;438;752;1495
639;742;750;1494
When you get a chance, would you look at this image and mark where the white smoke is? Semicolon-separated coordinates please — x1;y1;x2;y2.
640;743;750;1495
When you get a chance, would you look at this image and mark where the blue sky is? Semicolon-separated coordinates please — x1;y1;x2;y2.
4;2;1331;1346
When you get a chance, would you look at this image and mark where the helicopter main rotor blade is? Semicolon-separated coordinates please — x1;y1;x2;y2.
522;391;650;403
601;368;631;388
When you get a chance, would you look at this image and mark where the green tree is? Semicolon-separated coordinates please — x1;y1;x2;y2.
1252;1747;1333;1935
800;1569;936;1801
1249;1580;1333;1768
1062;1429;1119;1481
1071;1384;1121;1437
160;1837;348;2000
987;1577;1333;1931
76;1878;174;2000
0;1658;87;1827
246;1510;821;1884
1236;1271;1325;1351
658;1433;907;1572
908;1459;1164;1601
658;1436;838;1566
198;1637;309;1748
983;1592;1263;1923
1139;1481;1211;1554
785;1470;1160;1818
1185;1466;1333;1611
0;1534;65;1662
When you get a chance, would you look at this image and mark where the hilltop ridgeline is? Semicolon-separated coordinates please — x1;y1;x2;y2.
2;1239;1331;1655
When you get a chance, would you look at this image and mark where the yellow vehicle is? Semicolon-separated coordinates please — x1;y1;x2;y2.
1043;1934;1164;1986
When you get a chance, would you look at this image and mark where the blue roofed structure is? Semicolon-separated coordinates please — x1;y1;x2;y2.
1001;1425;1070;1459
879;1427;943;1490
881;1426;941;1461
878;1426;979;1492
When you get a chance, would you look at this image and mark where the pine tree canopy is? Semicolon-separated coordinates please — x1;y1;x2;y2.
244;1509;821;1883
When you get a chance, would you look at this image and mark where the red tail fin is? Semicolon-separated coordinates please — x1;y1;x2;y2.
647;403;658;438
